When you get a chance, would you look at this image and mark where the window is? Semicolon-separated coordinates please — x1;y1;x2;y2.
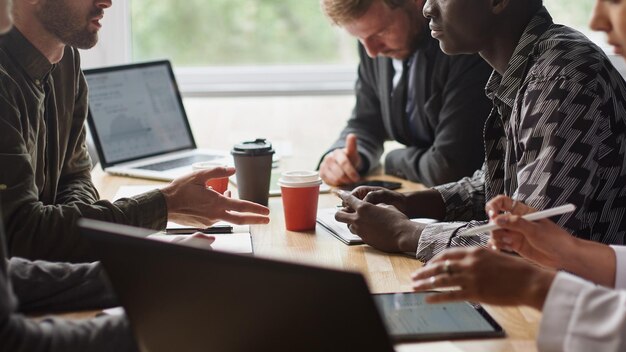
131;0;600;66
545;0;593;29
130;0;357;67
544;0;605;48
125;1;610;96
130;0;358;95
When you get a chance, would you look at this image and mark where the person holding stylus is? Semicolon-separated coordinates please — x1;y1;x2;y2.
408;0;626;348
410;2;626;347
411;194;625;351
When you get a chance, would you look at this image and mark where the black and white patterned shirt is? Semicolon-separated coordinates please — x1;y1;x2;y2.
416;7;626;262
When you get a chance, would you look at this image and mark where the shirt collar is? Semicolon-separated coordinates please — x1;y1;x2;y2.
486;7;553;108
2;27;55;84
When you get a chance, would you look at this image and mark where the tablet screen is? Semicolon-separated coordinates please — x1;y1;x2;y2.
373;292;504;341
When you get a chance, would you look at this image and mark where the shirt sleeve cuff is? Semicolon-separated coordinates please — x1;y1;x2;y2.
131;189;168;230
416;222;467;262
433;182;477;221
537;272;589;352
611;245;626;289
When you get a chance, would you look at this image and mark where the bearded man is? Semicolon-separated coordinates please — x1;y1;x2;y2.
0;0;269;263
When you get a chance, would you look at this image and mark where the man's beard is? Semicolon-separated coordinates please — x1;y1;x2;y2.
36;0;102;49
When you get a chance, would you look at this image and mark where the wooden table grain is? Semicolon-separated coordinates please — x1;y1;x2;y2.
78;165;542;352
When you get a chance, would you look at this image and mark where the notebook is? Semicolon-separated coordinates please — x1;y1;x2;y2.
84;60;230;181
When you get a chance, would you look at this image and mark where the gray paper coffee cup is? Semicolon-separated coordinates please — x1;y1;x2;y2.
231;138;274;206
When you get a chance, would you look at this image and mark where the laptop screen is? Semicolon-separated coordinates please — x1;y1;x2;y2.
85;61;196;166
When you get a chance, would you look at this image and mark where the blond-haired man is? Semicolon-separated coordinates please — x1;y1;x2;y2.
318;0;492;187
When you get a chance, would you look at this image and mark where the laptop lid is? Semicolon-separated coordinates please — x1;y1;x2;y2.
84;60;197;169
79;219;395;352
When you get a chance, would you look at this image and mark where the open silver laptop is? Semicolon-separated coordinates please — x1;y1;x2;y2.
84;60;230;181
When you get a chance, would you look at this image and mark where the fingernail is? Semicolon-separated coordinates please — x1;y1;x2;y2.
488;209;495;218
495;216;508;225
502;236;513;245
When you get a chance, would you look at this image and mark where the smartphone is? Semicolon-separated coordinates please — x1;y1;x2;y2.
341;180;402;191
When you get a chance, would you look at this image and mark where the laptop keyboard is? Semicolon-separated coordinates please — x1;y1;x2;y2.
138;155;222;171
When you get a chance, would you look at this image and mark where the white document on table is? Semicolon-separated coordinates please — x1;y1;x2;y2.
148;232;253;254
113;185;252;254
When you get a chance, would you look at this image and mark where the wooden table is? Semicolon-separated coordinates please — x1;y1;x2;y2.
84;164;541;352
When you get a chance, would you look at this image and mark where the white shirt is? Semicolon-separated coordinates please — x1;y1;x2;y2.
392;58;403;89
537;246;626;351
612;245;626;289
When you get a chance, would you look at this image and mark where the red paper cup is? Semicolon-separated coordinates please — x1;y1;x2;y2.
192;162;229;194
279;171;322;231
205;177;229;194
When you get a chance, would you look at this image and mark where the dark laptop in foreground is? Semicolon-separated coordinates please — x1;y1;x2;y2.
80;219;503;352
84;60;230;181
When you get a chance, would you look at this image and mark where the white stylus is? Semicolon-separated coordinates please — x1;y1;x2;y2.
457;203;576;237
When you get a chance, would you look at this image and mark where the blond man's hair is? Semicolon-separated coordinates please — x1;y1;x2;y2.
321;0;409;25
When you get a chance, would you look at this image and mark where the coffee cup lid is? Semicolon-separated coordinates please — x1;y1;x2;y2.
278;171;322;188
231;138;275;156
191;161;227;170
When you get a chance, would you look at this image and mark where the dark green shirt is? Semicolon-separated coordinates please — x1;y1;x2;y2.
0;28;167;262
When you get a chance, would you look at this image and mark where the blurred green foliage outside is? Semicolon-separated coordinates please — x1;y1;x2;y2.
131;0;595;67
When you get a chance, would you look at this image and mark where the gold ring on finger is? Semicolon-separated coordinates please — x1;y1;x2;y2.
443;259;452;275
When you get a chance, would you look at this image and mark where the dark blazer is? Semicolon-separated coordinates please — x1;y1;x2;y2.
325;34;493;187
